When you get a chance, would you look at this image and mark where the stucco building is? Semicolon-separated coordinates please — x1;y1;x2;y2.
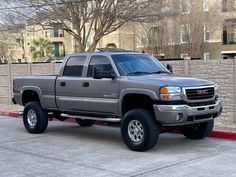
4;0;236;61
135;0;236;60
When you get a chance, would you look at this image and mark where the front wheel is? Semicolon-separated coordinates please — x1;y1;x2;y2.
181;120;214;139
23;102;48;134
121;109;159;151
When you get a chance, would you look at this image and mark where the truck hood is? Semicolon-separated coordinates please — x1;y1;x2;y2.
127;74;214;87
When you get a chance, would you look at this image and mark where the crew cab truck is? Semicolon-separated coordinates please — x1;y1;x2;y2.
12;49;223;151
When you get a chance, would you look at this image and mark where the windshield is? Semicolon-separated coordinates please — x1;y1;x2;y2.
111;54;169;76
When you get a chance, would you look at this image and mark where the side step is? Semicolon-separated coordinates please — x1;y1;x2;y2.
61;114;122;122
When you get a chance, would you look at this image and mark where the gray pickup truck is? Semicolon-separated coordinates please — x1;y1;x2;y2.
13;49;223;151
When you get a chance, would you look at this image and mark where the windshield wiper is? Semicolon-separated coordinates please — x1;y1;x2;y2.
127;71;152;76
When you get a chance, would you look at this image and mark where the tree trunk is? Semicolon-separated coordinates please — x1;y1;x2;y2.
87;39;99;52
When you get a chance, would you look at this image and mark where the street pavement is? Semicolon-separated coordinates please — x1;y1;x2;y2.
0;116;236;177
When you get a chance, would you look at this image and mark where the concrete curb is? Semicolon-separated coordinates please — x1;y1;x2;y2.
1;109;236;140
0;109;19;118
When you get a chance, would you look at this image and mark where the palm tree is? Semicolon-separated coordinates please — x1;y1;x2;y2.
29;38;53;61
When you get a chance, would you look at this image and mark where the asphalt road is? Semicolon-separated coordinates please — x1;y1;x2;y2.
0;116;236;177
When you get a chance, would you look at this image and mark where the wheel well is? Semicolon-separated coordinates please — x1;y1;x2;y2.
22;90;40;106
122;94;154;115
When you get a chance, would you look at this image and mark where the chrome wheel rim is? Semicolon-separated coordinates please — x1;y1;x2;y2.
27;109;37;128
128;120;144;143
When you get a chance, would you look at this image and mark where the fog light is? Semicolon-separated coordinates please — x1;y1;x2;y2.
176;113;184;122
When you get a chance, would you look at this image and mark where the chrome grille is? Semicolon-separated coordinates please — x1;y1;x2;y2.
185;87;214;100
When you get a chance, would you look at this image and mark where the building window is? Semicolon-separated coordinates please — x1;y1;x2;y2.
223;21;236;44
180;24;190;43
180;0;191;14
45;28;64;38
138;33;146;48
203;0;209;11
58;29;64;37
204;53;210;60
45;29;54;38
149;26;163;47
204;22;210;42
223;0;236;12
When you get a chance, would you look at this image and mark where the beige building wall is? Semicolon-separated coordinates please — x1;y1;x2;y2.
23;22;136;61
5;0;236;61
7;33;24;61
133;0;236;60
99;23;136;50
24;23;73;62
0;30;24;62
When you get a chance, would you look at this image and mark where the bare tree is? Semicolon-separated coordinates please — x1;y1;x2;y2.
3;0;150;52
137;0;223;59
135;0;180;57
0;29;9;62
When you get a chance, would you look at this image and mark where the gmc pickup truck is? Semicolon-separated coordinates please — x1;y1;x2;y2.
13;49;223;151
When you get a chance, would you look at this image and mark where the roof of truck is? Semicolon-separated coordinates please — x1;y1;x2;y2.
65;48;143;57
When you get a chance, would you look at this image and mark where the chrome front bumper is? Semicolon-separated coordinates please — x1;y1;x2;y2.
153;100;223;126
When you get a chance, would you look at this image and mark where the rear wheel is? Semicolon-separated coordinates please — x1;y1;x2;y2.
23;102;48;134
181;120;214;139
121;109;159;151
75;119;96;127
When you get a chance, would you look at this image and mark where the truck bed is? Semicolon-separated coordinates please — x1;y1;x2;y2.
13;75;58;109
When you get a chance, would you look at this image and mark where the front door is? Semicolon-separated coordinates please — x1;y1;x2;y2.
82;55;119;114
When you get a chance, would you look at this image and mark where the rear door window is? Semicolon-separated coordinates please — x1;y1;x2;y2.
63;56;86;77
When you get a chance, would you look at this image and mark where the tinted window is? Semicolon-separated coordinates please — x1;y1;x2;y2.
63;56;86;77
87;56;112;77
111;54;168;76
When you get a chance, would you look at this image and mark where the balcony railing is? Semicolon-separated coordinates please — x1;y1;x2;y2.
223;33;236;44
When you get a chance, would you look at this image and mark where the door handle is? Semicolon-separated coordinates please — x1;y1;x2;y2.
82;82;89;87
60;82;66;87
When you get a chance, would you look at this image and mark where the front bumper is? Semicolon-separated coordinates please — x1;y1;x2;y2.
154;100;223;126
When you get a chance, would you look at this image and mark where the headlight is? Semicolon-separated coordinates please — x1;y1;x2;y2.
215;84;220;96
160;86;183;101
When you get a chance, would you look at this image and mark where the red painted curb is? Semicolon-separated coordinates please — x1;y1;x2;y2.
1;109;236;140
0;109;19;118
209;130;236;140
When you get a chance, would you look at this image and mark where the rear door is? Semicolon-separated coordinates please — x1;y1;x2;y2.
81;55;120;114
56;56;87;112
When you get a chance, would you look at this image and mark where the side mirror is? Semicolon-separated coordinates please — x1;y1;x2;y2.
93;65;116;79
167;64;173;73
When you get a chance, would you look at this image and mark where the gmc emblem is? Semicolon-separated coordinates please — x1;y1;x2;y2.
197;89;209;95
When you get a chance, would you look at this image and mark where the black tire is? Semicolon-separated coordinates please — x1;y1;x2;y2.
121;109;159;151
181;120;214;139
75;119;96;127
23;102;48;134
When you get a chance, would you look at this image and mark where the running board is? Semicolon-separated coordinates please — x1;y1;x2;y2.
61;114;122;122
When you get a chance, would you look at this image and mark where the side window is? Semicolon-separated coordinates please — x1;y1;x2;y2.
87;56;113;77
63;56;86;77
